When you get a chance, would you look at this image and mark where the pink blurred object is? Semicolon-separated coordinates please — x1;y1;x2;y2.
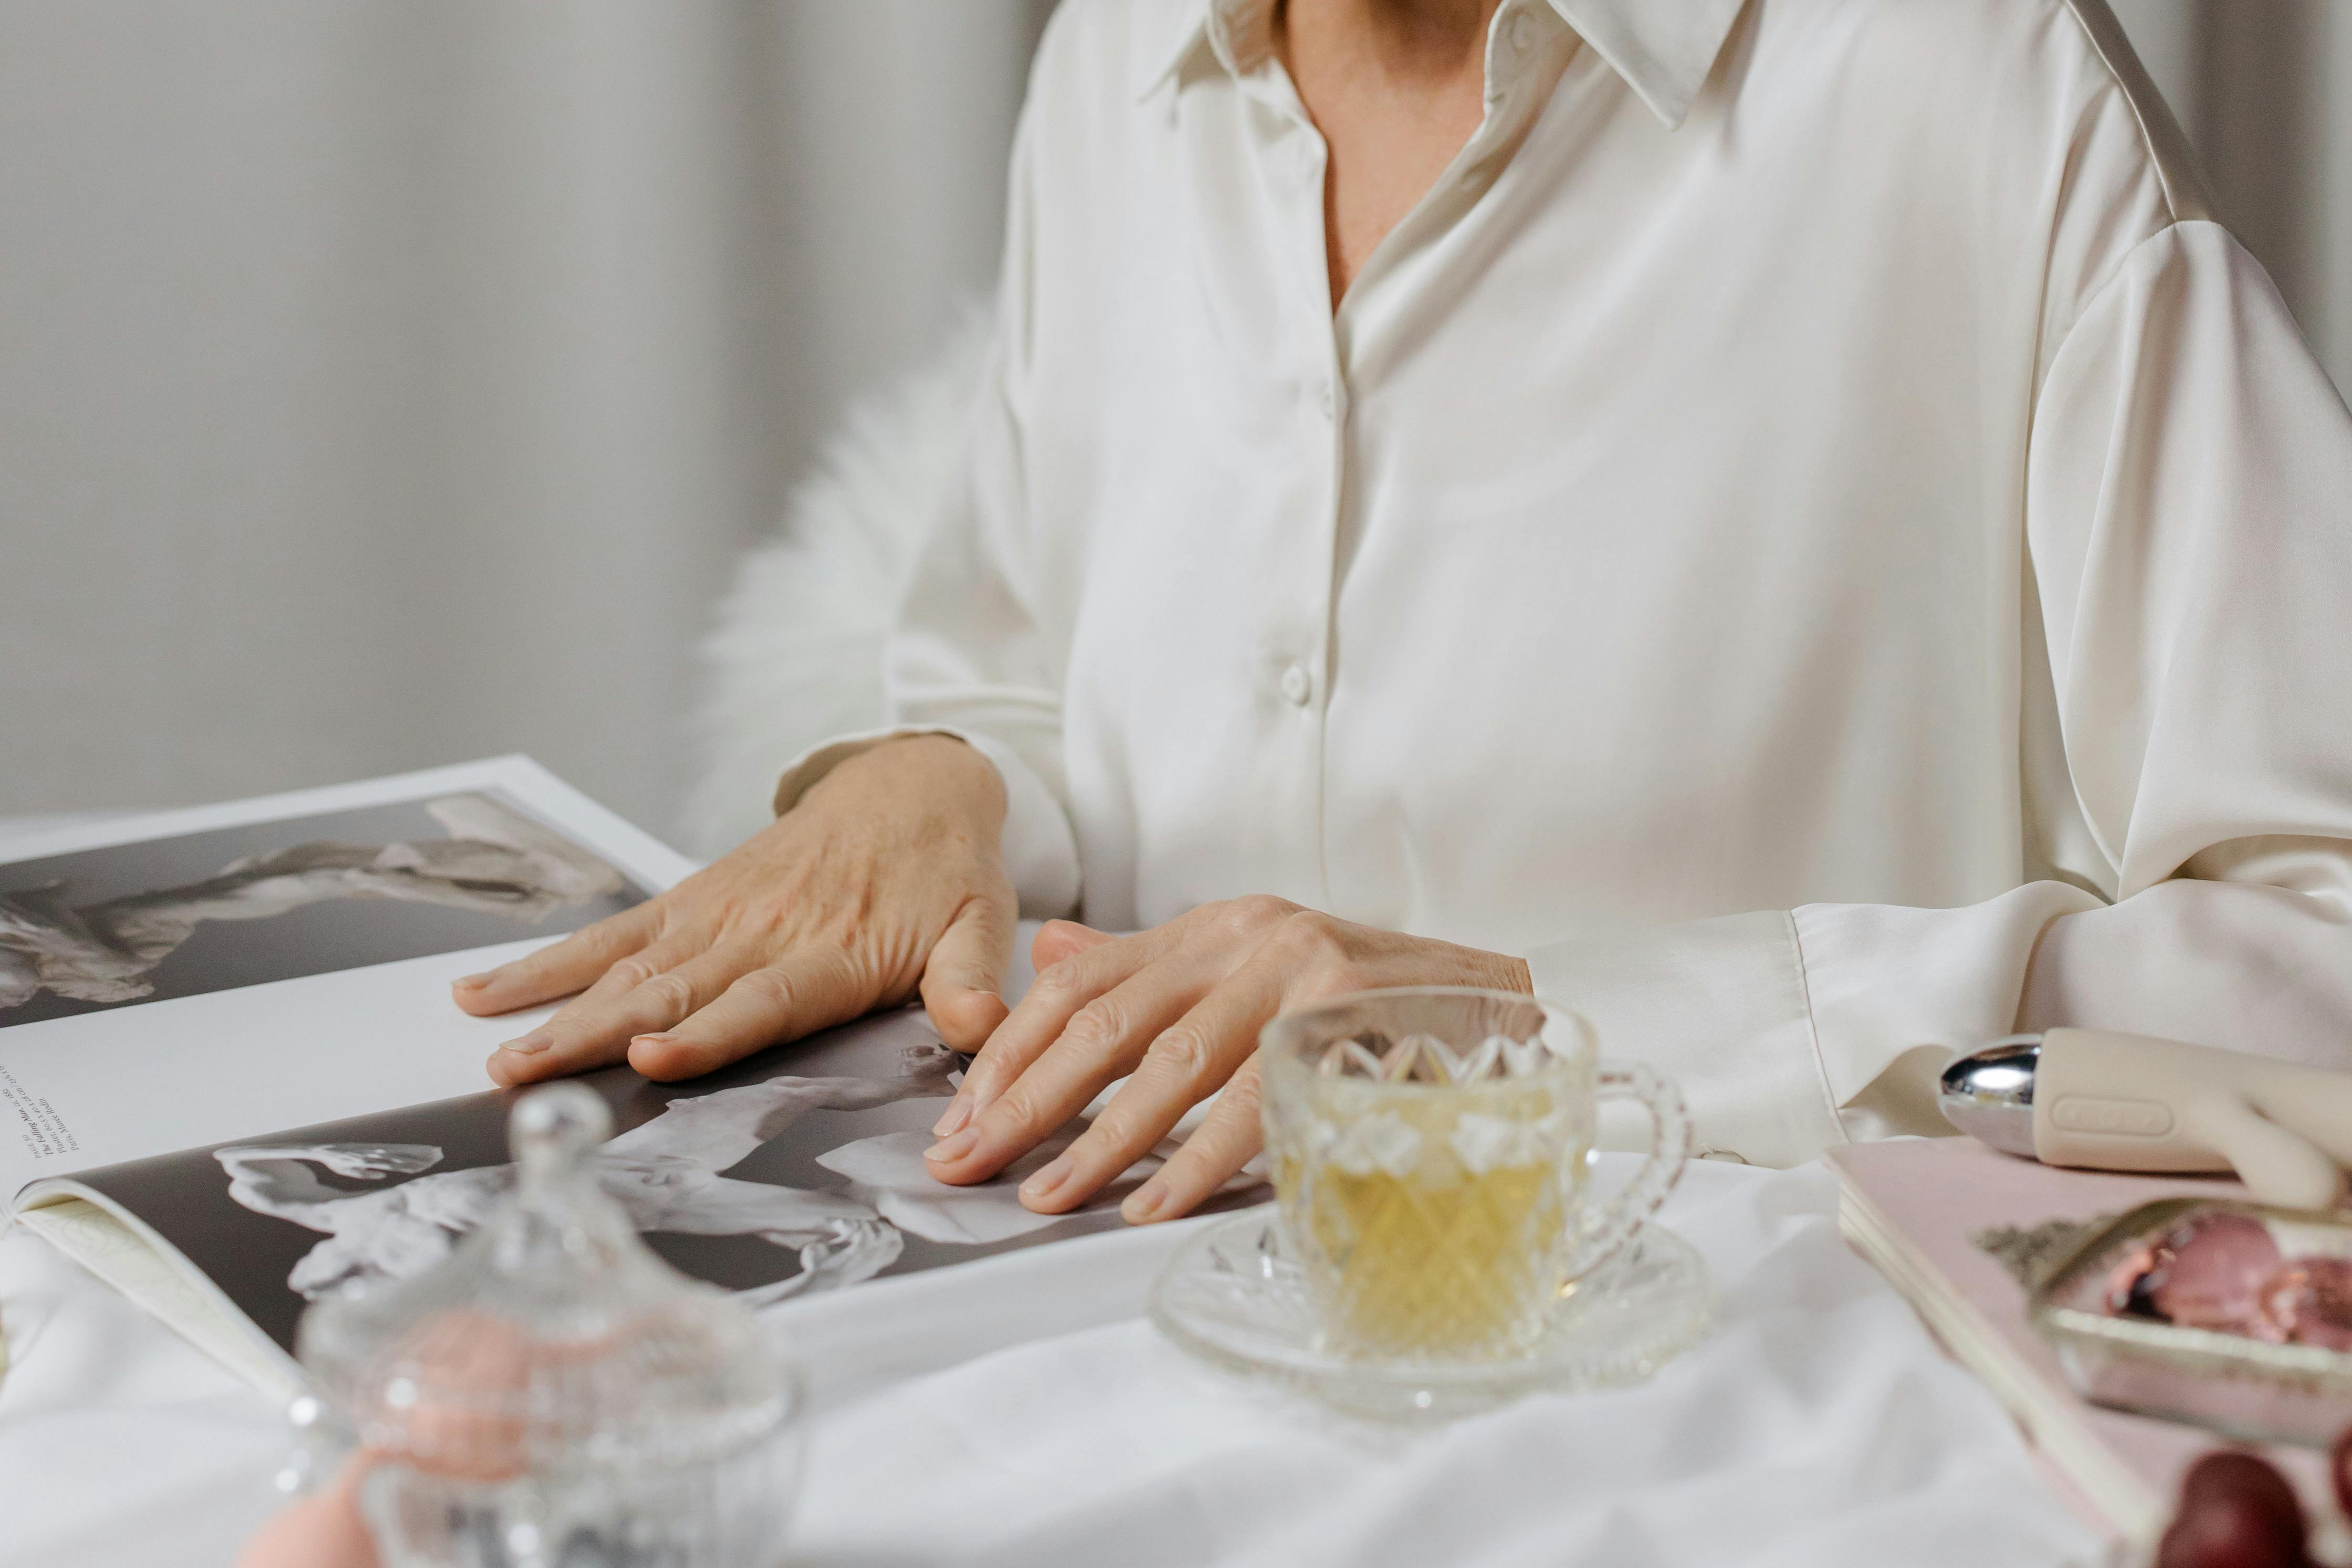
2154;1216;2288;1338
233;1456;380;1568
2107;1212;2352;1351
240;1085;804;1568
2261;1259;2352;1353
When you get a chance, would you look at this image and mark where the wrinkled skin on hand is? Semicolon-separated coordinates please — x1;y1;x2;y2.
454;736;1016;1087
920;898;1532;1225
451;738;1529;1232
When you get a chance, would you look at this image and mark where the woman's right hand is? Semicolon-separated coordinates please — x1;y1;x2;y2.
455;734;1016;1087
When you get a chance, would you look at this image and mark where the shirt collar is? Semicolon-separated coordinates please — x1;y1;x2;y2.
1131;0;1267;96
1132;0;1749;131
1548;0;1749;128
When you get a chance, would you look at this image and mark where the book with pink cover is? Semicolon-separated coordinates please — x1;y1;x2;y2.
1823;1136;2336;1547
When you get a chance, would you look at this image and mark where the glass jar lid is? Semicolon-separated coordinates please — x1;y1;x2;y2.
296;1083;800;1479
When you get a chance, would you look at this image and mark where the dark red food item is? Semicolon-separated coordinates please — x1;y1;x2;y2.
2152;1216;2288;1335
2158;1453;2309;1568
2096;1212;2352;1346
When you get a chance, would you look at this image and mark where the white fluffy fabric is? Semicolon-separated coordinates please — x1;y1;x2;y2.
679;308;992;859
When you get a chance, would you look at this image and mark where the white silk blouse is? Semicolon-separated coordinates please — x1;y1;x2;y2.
778;0;2352;1166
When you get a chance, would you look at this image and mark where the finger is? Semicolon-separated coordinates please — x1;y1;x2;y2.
931;957;1216;1191
1018;953;1283;1214
937;925;1173;1130
919;893;1015;1054
1031;919;1116;971
487;943;752;1087
562;925;711;1013
452;902;660;1015
1121;1060;1266;1225
629;946;870;1081
484;930;706;1080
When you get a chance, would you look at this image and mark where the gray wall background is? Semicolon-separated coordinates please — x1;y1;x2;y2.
2115;1;2352;387
0;1;2344;838
0;0;1055;832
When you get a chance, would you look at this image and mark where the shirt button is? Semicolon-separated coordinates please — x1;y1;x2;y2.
1315;377;1336;418
1508;11;1536;52
1280;663;1314;706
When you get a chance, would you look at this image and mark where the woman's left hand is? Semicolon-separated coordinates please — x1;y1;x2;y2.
920;898;1532;1224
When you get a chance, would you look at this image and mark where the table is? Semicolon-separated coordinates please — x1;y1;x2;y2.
0;1153;2108;1568
0;811;2107;1565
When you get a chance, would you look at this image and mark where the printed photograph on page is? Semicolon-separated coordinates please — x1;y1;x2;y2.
0;792;647;1029
64;1008;1250;1352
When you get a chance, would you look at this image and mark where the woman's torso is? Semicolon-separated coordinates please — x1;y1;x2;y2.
1015;0;2177;949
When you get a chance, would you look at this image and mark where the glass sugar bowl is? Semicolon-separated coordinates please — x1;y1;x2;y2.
292;1083;805;1568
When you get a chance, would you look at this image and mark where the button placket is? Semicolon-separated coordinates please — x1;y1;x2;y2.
1257;87;1343;903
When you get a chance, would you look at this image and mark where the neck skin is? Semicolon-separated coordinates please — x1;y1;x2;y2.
1274;0;1505;307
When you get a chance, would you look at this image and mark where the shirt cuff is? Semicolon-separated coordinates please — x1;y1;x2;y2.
771;725;1082;920
1794;881;2099;1138
1523;910;1846;1167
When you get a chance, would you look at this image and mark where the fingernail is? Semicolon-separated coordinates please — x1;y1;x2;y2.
453;972;494;992
633;1033;677;1048
1020;1155;1075;1203
1122;1178;1170;1224
931;1097;972;1138
497;1031;553;1056
925;1128;980;1164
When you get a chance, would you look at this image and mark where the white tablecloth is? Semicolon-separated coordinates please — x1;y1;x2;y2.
0;813;2105;1564
0;1155;2108;1568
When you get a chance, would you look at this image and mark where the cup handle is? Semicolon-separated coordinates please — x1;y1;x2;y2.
1561;1064;1693;1281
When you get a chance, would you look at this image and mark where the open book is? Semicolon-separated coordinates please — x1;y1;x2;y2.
1825;1137;2340;1548
0;759;1186;1403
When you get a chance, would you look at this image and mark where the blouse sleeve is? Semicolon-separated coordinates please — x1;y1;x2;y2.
772;104;1083;921
1528;222;2352;1166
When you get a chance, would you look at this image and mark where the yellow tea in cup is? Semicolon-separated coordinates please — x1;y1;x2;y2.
1262;991;1689;1364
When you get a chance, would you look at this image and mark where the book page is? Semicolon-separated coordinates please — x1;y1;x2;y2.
13;1191;304;1402
0;757;696;1193
25;1005;1254;1375
1826;1138;2336;1545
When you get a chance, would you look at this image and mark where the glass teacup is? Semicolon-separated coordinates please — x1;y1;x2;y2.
1261;988;1691;1362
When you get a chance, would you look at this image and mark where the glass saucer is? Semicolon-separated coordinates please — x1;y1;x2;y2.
1148;1206;1713;1421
